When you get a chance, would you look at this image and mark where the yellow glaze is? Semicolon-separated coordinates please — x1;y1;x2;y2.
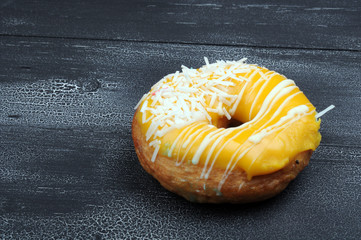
135;61;321;180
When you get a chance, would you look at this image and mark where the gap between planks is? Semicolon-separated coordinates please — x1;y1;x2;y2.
0;33;360;53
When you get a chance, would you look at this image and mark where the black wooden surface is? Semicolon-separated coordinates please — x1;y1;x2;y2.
1;1;361;239
1;0;361;50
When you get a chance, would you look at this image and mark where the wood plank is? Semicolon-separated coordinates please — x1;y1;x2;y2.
0;36;360;238
0;125;360;239
1;0;360;50
1;36;360;144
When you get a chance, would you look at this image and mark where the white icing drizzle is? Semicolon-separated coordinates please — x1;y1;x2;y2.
251;79;296;122
238;182;245;191
149;140;161;162
249;105;310;144
218;145;254;191
192;128;224;164
316;105;335;119
168;123;197;157
178;126;215;166
248;78;268;120
247;71;280;120
200;129;232;179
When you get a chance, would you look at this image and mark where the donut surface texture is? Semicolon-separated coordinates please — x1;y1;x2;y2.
132;59;321;203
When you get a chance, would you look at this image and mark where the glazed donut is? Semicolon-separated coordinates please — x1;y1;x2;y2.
132;58;328;203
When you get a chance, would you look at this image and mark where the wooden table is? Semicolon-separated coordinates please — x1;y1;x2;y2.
1;1;360;239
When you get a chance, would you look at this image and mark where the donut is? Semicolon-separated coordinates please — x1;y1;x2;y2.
132;58;329;203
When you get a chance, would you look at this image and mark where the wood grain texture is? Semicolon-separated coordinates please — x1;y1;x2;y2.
1;126;360;239
0;36;360;238
1;0;360;50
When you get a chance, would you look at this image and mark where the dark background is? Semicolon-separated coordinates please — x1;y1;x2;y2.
1;0;360;239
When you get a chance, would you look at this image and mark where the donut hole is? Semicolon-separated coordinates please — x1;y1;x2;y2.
215;117;244;129
228;118;243;128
